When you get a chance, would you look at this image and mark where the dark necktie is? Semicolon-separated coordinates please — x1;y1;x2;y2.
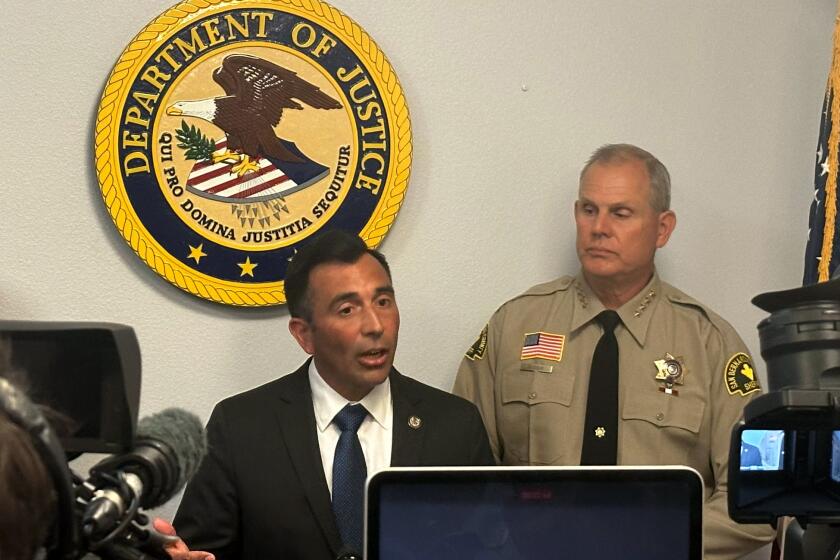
581;310;621;465
332;404;369;554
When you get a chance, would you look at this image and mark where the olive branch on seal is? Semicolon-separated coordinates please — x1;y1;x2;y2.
175;120;216;161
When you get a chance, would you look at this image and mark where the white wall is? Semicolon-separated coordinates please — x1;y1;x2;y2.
1;1;834;552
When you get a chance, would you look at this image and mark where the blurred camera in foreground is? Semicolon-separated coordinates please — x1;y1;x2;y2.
0;321;207;560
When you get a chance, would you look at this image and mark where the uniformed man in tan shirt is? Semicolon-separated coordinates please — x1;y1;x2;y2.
453;144;775;559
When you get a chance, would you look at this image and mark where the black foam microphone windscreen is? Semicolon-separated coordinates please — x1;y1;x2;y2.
133;407;208;505
83;408;208;538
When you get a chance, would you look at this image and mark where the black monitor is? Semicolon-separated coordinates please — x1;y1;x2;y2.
366;466;703;560
0;320;141;455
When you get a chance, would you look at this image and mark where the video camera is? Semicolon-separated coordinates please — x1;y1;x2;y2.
728;278;840;558
0;321;207;560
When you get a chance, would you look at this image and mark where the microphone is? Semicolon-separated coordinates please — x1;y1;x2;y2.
81;408;207;540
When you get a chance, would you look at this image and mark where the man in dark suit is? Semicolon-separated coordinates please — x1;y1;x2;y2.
740;441;762;469
166;231;494;560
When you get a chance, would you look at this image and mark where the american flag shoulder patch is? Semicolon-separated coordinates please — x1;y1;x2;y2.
520;331;565;362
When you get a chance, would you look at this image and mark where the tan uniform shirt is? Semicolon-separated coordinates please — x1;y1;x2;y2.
453;273;775;560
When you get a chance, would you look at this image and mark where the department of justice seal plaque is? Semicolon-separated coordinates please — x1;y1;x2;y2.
95;0;411;306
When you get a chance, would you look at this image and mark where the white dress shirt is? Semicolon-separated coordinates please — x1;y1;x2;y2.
309;360;393;495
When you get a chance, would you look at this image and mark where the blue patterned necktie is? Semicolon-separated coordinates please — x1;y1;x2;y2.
332;403;369;554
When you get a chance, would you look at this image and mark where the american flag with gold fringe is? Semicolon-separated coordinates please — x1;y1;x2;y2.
805;13;840;284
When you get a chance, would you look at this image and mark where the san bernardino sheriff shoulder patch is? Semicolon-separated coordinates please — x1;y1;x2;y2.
95;0;411;306
465;325;488;361
724;352;760;396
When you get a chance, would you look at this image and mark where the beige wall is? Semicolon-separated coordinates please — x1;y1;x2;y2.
1;2;834;552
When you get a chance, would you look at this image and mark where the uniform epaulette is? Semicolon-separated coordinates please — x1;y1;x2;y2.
500;276;575;308
663;282;733;329
663;283;709;314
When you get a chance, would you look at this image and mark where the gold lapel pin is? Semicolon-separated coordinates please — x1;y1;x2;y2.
408;415;422;429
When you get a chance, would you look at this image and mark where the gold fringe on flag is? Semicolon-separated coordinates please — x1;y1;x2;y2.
819;9;840;281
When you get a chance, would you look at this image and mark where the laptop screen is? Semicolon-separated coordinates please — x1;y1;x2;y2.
366;466;703;560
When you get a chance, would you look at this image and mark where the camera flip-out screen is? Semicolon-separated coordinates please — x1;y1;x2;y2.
0;321;141;454
730;425;840;523
738;429;785;472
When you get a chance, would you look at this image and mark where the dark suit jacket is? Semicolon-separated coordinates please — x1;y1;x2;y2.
174;362;494;560
740;441;762;468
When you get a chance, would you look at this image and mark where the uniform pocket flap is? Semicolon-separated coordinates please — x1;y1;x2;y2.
502;369;575;407
622;391;705;434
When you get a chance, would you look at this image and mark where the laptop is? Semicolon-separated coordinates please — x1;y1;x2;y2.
366;466;703;560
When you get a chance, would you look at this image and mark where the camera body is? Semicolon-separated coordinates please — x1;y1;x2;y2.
0;321;145;559
729;283;840;525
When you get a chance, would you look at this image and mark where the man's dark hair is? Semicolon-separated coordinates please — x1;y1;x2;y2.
285;230;391;320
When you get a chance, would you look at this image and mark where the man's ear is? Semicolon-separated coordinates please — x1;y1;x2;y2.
288;317;315;355
656;210;677;249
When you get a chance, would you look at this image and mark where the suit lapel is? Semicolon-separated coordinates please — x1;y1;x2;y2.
389;370;426;467
274;363;343;554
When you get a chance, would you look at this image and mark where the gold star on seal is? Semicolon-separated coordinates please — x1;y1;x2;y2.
187;243;207;264
595;426;606;438
237;256;258;277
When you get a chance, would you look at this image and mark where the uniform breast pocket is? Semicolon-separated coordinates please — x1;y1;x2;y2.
500;363;575;465
621;390;706;465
